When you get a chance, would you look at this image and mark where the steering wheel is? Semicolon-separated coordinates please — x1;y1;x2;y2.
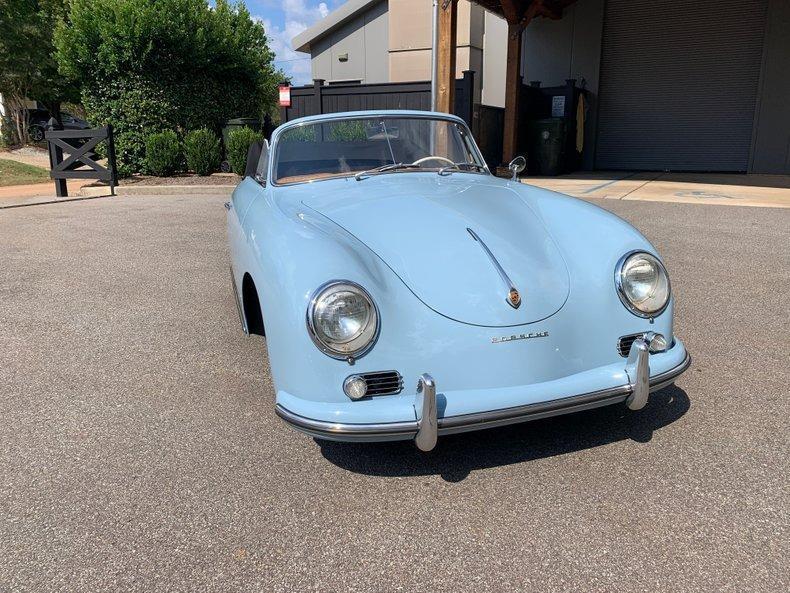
411;155;456;167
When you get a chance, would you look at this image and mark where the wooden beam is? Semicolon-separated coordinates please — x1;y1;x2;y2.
435;0;458;114
502;20;523;165
499;0;521;23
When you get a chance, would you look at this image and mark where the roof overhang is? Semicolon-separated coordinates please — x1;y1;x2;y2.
292;0;383;53
473;0;578;22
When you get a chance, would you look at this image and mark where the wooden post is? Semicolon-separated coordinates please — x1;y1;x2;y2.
435;0;457;114
313;79;325;115
45;118;67;197
106;124;117;196
502;21;523;167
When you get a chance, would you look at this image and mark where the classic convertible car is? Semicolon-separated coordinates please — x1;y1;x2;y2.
227;110;690;451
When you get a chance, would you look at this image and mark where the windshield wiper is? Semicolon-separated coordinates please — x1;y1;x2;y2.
438;162;487;176
354;162;422;180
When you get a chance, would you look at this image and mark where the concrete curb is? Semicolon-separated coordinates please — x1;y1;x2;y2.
80;184;235;198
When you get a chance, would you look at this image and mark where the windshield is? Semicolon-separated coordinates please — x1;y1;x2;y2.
273;116;485;184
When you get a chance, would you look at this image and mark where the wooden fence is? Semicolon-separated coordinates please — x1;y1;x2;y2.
45;121;117;197
280;71;476;130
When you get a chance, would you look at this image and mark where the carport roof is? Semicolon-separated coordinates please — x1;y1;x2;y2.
474;0;578;22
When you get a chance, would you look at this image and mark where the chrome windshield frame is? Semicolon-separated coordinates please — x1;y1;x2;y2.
270;113;491;187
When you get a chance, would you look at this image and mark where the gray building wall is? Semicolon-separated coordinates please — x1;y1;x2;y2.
310;0;389;83
520;0;604;169
520;0;788;174
751;0;790;174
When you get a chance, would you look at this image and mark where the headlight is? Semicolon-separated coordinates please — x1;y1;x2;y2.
307;281;379;359
615;251;671;317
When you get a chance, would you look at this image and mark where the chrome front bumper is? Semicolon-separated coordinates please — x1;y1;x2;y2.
275;342;691;451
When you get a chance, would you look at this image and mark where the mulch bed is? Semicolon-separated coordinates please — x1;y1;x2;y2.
120;173;241;186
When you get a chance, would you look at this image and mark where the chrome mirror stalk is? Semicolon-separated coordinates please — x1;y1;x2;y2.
415;374;438;452
508;155;527;181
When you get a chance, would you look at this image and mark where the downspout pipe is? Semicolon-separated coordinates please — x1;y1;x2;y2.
430;0;439;111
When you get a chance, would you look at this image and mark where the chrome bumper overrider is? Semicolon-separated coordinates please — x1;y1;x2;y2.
275;344;691;452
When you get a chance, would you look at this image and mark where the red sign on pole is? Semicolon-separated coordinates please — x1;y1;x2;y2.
278;84;291;107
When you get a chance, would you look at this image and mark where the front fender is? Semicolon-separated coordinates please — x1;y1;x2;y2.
238;180;419;400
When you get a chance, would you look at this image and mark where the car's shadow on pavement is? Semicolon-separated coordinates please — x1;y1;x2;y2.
317;386;690;482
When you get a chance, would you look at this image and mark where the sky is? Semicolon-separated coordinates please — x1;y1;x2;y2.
243;0;348;85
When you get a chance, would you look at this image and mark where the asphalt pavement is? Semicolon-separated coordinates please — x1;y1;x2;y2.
1;193;788;592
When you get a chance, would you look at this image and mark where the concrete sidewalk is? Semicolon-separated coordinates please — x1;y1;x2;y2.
3;172;790;209
0;180;94;208
523;171;790;208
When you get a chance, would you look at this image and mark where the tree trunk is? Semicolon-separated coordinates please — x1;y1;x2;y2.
7;93;29;146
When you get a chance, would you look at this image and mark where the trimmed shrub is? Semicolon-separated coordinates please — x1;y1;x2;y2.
226;126;262;175
184;129;220;176
145;130;181;176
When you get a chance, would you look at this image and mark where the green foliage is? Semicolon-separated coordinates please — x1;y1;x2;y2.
1;117;19;148
145;130;181;177
0;0;79;144
54;0;281;175
281;126;317;143
184;129;220;176
328;121;367;141
226;127;262;175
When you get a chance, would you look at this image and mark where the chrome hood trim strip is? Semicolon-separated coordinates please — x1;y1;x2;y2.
467;227;521;309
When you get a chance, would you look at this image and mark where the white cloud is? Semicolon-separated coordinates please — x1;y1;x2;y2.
257;1;331;85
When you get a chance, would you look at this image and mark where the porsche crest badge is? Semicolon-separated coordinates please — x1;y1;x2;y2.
507;288;521;309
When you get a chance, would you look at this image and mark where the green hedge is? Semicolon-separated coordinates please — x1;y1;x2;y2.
145;130;181;176
226;127;262;175
184;129;220;176
55;0;280;176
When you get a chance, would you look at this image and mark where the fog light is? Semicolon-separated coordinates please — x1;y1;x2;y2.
343;375;368;400
647;332;668;353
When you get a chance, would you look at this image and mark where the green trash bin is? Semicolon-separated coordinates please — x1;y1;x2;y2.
221;118;262;172
528;118;566;176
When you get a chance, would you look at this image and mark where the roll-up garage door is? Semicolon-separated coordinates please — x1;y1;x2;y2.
595;0;768;171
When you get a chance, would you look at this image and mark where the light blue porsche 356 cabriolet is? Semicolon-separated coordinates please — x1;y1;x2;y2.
226;110;690;451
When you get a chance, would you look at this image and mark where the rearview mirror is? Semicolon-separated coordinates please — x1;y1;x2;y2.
508;156;526;181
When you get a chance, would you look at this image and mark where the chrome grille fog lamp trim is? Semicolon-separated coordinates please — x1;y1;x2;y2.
344;370;403;398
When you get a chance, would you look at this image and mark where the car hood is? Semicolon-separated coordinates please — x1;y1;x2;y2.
300;174;570;327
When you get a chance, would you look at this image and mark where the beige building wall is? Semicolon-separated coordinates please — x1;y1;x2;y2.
482;10;506;107
388;0;488;101
298;0;506;106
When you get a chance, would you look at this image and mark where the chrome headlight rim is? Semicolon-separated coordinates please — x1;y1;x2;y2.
306;279;380;360
615;250;671;318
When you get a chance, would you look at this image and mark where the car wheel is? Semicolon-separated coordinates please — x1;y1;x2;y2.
29;125;45;142
220;160;231;173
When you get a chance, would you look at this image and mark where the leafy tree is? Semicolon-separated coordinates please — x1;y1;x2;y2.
0;0;79;144
55;0;281;175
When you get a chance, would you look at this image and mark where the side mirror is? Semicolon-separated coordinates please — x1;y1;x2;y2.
508;156;526;181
